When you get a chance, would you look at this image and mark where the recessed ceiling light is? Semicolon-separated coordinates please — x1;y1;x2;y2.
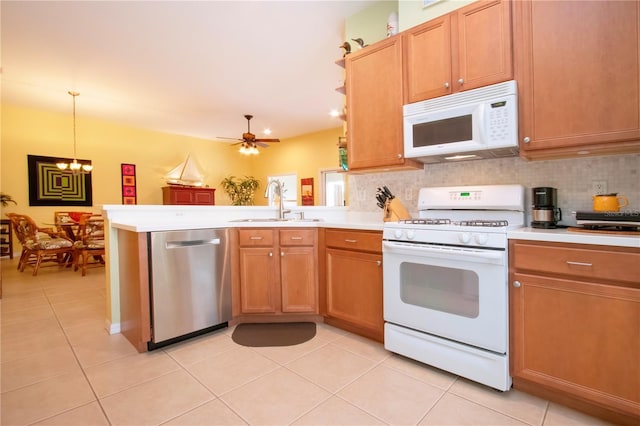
329;109;340;117
263;128;272;135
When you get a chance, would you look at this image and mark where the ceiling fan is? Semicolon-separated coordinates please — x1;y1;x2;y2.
217;115;280;153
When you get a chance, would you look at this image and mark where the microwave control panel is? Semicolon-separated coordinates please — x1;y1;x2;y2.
487;100;513;144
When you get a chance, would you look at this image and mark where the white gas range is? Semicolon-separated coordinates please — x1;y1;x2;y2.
382;184;525;391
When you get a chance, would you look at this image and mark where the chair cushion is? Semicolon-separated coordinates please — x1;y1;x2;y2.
25;237;73;250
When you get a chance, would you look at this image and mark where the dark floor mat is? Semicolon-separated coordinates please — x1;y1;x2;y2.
231;322;316;347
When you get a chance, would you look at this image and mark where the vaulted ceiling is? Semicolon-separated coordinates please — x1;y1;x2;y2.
1;1;376;142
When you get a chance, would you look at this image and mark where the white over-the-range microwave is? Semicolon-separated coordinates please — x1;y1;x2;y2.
403;80;519;164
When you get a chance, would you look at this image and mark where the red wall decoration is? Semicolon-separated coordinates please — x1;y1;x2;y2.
121;163;137;205
301;177;314;206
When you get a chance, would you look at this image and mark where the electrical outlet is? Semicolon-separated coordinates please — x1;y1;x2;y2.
592;180;607;195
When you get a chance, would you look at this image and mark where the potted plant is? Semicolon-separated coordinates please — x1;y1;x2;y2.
220;176;260;206
0;193;16;207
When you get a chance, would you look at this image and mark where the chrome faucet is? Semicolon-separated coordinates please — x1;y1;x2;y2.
264;180;291;219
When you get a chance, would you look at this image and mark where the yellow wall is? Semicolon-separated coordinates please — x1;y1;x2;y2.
250;127;345;206
1;104;342;223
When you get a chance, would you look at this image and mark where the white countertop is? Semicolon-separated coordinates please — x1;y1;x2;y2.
508;227;640;248
103;205;384;233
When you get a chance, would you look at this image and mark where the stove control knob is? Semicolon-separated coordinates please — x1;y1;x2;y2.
394;229;404;239
459;232;472;244
475;233;489;245
406;229;416;240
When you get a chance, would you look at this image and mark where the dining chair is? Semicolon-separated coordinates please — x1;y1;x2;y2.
73;214;105;276
5;213;74;276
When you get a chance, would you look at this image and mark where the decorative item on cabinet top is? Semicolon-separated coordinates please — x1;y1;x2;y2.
164;153;205;187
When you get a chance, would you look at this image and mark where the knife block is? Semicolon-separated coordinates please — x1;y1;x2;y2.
383;198;411;222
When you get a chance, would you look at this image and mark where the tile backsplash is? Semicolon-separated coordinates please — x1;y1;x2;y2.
348;153;640;226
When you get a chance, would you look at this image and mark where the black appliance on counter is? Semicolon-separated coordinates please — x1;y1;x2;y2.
531;187;562;228
575;211;640;231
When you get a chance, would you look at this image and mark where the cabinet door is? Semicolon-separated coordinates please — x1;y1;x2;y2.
239;247;279;313
404;15;452;102
280;246;317;313
515;0;640;158
172;189;194;205
193;189;215;205
326;248;383;339
346;36;407;170
510;272;640;416
456;0;512;92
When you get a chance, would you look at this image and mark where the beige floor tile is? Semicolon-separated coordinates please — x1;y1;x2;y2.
287;344;377;392
382;353;457;391
338;365;444;425
314;322;350;342
248;333;330;365
291;395;386;425
84;350;181;397
0;370;96;426
99;369;215;426
184;345;280;395
0;292;50;313
543;403;616;425
449;378;548;425
331;332;391;363
1;326;70;363
221;367;330;425
31;401;110;426
1;345;81;392
163;399;248;425
69;329;140;368
1;317;63;343
0;303;57;325
163;329;237;366
420;393;529;425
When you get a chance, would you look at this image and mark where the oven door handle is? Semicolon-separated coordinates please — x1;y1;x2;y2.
383;241;505;264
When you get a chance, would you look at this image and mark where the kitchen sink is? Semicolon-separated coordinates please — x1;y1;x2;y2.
229;218;322;223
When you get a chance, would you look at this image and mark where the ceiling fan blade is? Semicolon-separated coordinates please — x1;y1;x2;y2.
255;142;270;148
216;136;243;141
254;138;280;143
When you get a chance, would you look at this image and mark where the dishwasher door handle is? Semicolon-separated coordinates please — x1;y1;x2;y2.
166;238;221;249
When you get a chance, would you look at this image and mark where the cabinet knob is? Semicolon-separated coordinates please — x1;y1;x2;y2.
523;137;530;143
376;260;382;267
397;153;402;159
281;252;285;257
269;252;273;257
458;78;464;85
444;82;450;88
513;281;521;288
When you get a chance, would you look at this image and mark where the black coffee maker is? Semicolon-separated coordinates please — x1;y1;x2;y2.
531;187;562;228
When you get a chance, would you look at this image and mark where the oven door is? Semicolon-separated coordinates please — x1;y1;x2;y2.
383;240;508;354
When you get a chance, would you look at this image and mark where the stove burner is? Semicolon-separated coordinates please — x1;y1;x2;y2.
400;218;452;225
458;220;509;227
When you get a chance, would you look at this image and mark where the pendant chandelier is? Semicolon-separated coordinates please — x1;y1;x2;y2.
56;91;93;173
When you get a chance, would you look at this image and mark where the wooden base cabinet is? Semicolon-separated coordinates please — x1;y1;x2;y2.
237;228;318;317
509;240;640;425
324;229;384;342
514;0;640;159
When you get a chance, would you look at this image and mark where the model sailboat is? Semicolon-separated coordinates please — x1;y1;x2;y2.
164;154;205;187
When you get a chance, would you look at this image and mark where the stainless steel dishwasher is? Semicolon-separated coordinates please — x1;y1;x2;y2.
148;228;231;349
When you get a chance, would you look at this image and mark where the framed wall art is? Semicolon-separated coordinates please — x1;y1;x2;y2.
27;155;93;206
121;163;137;205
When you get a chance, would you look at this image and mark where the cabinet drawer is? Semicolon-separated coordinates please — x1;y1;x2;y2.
279;229;315;246
325;229;382;253
511;241;640;285
238;229;274;247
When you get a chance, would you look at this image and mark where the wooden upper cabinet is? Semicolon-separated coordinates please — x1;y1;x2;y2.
346;36;421;171
514;0;640;159
404;0;513;103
